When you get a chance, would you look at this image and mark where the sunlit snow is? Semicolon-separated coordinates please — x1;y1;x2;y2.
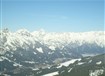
36;47;43;53
42;71;58;76
96;61;102;65
57;59;81;68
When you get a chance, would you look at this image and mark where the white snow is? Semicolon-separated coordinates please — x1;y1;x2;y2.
49;46;56;50
32;68;39;71
42;71;59;76
0;58;3;61
89;69;104;76
0;56;11;62
13;63;22;67
36;47;43;53
96;61;102;65
77;62;84;65
68;68;72;72
57;59;81;68
33;52;37;54
88;60;92;63
24;61;35;64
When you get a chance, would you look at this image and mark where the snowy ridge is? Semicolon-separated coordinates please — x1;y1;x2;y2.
57;59;81;68
42;71;59;76
0;28;105;54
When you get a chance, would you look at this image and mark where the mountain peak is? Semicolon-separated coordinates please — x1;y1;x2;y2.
16;29;31;36
2;28;10;33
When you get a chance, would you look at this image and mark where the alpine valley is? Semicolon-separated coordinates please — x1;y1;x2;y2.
0;28;105;76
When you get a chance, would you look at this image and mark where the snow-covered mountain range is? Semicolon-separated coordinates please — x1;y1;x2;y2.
0;28;105;55
0;28;105;76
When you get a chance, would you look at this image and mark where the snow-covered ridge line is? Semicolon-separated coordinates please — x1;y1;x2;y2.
0;28;105;52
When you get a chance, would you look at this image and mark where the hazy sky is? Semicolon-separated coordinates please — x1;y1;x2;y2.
0;0;104;32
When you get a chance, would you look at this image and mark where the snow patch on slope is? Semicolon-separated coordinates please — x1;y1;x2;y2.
57;59;81;68
42;71;59;76
96;61;102;65
89;69;104;76
49;46;56;50
36;47;43;53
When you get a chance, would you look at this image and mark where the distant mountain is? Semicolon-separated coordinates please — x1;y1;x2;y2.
0;28;104;54
0;28;105;76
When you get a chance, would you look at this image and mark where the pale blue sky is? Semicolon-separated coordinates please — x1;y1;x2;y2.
0;0;104;32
